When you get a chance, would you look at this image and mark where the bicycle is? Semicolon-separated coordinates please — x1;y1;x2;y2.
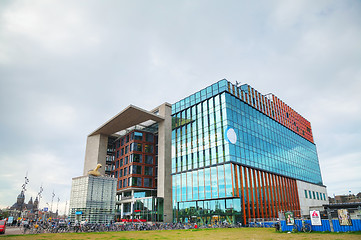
292;219;311;233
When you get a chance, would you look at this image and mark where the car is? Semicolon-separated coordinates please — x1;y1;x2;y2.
0;220;6;234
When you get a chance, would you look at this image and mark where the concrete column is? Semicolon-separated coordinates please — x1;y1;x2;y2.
120;203;124;219
130;201;134;219
83;134;108;176
156;103;173;222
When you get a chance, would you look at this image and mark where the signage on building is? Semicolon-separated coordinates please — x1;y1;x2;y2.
43;207;48;212
310;210;321;226
338;209;352;226
285;211;294;225
75;211;83;215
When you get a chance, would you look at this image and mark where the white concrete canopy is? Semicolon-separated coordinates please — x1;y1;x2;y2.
89;105;165;137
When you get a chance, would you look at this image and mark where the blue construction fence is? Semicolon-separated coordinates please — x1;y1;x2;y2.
281;219;361;232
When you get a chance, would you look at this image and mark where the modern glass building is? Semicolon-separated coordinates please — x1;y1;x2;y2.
80;79;327;224
171;79;327;225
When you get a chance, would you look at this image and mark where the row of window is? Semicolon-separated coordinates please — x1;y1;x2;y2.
304;190;326;201
114;131;155;149
115;143;155;158
118;177;153;188
172;164;233;202
114;154;154;168
114;165;155;178
172;79;228;115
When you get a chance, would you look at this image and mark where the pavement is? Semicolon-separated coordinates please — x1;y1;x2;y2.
2;227;23;235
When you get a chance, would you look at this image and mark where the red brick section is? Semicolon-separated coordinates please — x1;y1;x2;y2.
112;130;156;191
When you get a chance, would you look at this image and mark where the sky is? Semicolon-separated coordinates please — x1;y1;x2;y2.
0;0;360;214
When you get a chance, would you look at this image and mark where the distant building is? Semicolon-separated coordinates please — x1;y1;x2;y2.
328;193;361;204
69;175;117;223
82;79;328;224
9;191;39;218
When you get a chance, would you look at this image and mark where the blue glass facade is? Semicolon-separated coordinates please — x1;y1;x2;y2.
171;79;323;224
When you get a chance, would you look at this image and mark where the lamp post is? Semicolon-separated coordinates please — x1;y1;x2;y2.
51;191;55;213
19;173;30;218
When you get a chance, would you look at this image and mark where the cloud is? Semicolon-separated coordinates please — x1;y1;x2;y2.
0;0;360;209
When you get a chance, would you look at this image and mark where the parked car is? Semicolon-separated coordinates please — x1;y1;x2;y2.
0;220;6;234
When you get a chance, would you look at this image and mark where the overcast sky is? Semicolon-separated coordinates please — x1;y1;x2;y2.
1;0;360;213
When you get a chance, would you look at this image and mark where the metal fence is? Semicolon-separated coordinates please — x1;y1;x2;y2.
280;219;361;232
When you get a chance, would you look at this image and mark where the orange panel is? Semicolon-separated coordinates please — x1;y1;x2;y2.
253;169;259;218
249;168;255;219
256;170;263;219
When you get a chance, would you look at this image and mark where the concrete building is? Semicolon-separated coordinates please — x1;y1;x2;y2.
83;104;173;222
82;79;327;224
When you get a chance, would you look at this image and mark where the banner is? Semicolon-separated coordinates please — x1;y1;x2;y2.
310;210;322;226
338;209;352;226
285;211;294;225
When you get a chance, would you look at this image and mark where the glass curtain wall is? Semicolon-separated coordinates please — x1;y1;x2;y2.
171;79;322;224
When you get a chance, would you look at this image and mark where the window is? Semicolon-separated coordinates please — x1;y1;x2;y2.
114;171;118;178
118;180;122;188
116;150;119;158
132;165;142;174
125;156;128;165
323;193;326;201
115;160;119;169
313;191;316;199
316;192;319;200
133;132;143;141
145;155;153;164
144;178;152;187
123;178;127;188
145;166;153;176
131;143;142;152
125;146;128;154
132;154;142;163
121;138;124;146
121;148;124;156
145;144;153;153
119;159;123;167
304;190;308;198
146;133;154;142
120;169;123;177
132;177;142;186
126;135;129;143
124;167;128;176
309;190;312;199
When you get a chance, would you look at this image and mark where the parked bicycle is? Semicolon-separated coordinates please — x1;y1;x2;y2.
292;219;311;233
